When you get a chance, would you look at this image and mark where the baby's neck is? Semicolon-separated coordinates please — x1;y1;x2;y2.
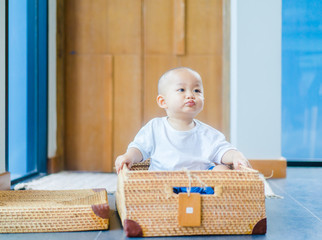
167;117;195;131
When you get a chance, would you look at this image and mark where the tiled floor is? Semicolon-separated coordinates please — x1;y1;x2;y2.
1;167;322;240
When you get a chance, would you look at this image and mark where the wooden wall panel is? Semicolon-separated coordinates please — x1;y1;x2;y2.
223;0;231;139
65;55;113;171
186;0;222;54
143;56;177;122
51;0;66;173
174;0;186;55
106;0;142;54
144;0;174;54
113;55;142;160
65;0;108;54
143;0;223;130
178;56;222;130
63;0;224;172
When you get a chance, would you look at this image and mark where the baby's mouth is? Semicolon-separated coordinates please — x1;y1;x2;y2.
185;100;195;107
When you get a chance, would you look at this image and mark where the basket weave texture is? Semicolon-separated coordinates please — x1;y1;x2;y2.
0;189;109;233
116;161;266;237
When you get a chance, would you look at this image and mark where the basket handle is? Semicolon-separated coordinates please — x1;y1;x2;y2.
239;165;258;172
171;169;224;197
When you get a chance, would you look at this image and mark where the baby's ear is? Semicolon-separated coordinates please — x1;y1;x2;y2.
156;95;167;109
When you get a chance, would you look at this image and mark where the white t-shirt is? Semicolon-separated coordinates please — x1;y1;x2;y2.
128;117;236;171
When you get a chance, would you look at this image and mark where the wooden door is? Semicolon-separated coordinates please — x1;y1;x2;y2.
64;0;224;172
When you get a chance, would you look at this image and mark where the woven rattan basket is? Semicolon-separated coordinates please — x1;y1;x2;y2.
116;162;266;237
0;189;109;233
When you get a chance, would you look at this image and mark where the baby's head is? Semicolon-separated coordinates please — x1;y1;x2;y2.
157;67;204;120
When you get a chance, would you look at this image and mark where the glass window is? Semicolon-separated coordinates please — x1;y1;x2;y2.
8;0;47;181
282;0;322;161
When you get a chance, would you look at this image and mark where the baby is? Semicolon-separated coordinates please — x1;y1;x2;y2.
115;67;251;174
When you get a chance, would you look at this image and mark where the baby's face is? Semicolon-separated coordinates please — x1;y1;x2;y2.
160;69;204;120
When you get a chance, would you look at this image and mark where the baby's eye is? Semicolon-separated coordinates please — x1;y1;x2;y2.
194;89;202;93
177;88;185;92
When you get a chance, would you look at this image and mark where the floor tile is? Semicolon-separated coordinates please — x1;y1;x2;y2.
266;215;322;240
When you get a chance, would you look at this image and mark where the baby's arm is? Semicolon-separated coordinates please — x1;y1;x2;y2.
221;149;252;170
115;147;143;174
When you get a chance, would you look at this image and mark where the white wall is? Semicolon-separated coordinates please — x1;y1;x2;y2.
0;0;6;172
230;0;282;159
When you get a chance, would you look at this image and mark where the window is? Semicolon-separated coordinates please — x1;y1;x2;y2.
282;0;322;162
7;0;48;182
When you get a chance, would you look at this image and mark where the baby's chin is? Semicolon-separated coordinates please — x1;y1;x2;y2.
177;112;201;120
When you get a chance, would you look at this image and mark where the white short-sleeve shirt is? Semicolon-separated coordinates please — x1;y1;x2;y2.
128;117;236;171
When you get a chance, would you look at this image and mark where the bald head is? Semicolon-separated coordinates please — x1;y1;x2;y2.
158;67;202;95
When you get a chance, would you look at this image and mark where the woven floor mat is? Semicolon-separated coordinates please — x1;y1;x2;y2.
14;171;118;194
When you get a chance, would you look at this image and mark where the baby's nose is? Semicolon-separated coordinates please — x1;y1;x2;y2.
186;91;195;98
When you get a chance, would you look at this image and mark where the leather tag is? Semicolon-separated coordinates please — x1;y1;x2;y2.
178;193;201;227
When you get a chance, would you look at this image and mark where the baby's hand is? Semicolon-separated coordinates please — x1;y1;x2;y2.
232;155;252;170
115;154;133;174
221;150;252;170
115;148;143;174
